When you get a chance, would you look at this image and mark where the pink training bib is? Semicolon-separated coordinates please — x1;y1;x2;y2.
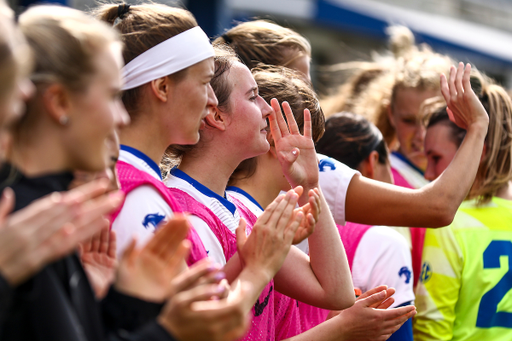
391;167;426;289
230;195;307;340
114;161;208;265
169;188;275;341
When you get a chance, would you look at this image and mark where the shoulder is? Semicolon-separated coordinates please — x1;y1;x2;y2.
365;226;410;247
357;226;411;263
317;153;358;179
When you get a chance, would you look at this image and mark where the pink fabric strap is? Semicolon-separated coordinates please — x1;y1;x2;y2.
114;161;208;265
168;188;240;261
391;167;426;289
169;188;275;340
338;222;373;270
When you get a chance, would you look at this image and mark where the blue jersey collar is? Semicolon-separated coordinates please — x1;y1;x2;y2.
171;167;237;215
226;186;264;211
392;151;424;176
120;145;162;180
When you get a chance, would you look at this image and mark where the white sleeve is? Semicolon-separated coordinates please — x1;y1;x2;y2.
317;153;358;226
351;226;415;308
112;185;173;257
187;215;227;266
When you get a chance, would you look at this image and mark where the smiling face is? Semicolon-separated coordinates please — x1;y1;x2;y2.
222;62;273;159
389;87;439;171
424;123;459;181
166;57;217;145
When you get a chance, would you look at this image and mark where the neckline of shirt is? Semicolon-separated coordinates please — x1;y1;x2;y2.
120;145;162;180
226;186;264;211
170;167;237;215
391;151;424;176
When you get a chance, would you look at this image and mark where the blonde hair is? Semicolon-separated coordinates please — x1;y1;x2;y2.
19;5;119;92
352;26;453;147
0;1;31;101
321;62;386;118
419;96;446;126
472;78;512;203
214;20;311;70
95;3;198;119
13;5;119;138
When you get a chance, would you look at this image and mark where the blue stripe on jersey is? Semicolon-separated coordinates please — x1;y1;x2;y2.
120;145;162;180
392;151;424;176
226;186;264;211
170;167;237;216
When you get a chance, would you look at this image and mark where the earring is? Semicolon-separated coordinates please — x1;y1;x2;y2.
59;116;69;126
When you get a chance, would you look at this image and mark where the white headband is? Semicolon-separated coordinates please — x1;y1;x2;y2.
121;26;214;90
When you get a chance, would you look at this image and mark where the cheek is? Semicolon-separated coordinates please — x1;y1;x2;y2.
395;126;415;148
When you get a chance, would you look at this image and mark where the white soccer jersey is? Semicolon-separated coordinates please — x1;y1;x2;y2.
165;168;241;266
389;152;429;190
230;186;415;307
317;153;359;226
227;187;309;255
352;226;415;308
112;146;173;257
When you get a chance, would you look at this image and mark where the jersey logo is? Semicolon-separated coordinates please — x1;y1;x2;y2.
420;262;432;283
142;213;165;229
399;266;412;284
318;159;336;172
254;285;273;317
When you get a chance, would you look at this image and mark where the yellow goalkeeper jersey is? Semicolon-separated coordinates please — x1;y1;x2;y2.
414;197;512;341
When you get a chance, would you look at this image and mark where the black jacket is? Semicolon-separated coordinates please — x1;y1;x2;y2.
0;165;177;341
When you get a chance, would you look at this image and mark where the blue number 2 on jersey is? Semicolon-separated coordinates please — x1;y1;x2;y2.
476;240;512;328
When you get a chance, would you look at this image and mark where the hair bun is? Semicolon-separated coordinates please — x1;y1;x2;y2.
386;25;415;58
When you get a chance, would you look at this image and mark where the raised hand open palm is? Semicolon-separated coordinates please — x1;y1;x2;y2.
269;98;318;191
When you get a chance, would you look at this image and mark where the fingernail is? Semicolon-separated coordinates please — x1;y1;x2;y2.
109;191;124;203
214;272;226;281
215;285;226;294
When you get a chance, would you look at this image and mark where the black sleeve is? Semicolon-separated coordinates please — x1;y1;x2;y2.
106;321;179;341
0;273;13;325
101;286;164;333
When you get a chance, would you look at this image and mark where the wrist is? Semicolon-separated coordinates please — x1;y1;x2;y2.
240;265;273;290
333;311;349;341
297;183;319;206
467;119;489;137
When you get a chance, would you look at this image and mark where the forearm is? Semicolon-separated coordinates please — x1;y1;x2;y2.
277;189;353;310
223;253;242;284
346;124;487;228
231;266;273;314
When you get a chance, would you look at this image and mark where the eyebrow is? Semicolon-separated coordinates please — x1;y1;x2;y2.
245;87;258;96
